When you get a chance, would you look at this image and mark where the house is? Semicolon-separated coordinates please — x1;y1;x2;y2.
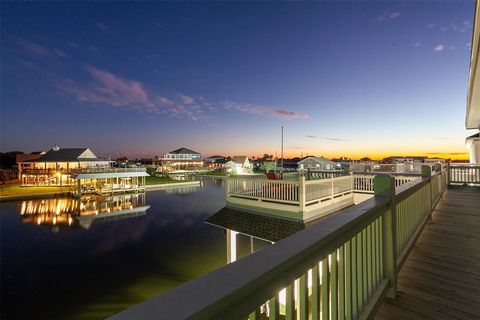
159;147;204;171
225;156;253;174
466;132;480;164
205;155;228;169
298;156;339;171
17;145;149;195
17;146;112;186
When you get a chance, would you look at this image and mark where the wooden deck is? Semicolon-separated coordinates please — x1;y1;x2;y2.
376;186;480;320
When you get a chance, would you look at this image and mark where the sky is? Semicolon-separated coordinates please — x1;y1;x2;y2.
0;1;476;160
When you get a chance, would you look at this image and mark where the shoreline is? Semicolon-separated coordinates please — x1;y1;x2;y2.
0;181;202;203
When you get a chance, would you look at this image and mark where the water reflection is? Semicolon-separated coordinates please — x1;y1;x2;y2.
18;193;149;231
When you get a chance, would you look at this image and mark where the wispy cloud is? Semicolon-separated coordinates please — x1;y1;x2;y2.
224;102;310;120
57;66;305;122
13;37;50;56
305;135;349;141
54;49;67;58
414;42;422;48
426;20;472;33
434;44;445;52
377;11;401;22
96;22;108;30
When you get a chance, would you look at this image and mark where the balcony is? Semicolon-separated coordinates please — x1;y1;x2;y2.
107;164;480;320
21;167;147;175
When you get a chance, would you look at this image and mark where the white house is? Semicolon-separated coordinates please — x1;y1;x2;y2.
226;156;253;174
466;133;480;164
298;156;339;171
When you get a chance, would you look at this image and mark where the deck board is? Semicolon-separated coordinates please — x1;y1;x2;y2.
376;186;480;320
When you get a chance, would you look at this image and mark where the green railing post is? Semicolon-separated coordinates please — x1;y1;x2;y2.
374;174;397;299
299;175;306;213
421;165;433;219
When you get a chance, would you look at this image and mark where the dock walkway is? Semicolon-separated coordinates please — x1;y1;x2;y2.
376;186;480;319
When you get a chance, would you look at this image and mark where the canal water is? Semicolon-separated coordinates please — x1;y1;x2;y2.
0;179;267;320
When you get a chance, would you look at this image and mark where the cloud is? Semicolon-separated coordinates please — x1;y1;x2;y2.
305;135;349;141
56;66;309;122
414;42;422;48
178;94;194;105
54;49;67;58
434;44;445;52
224;102;309;120
323;137;350;142
377;11;401;22
96;22;108;30
389;11;401;19
56;66;207;121
13;37;50;56
426;21;472;33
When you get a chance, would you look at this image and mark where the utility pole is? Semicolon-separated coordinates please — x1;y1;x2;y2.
281;126;284;176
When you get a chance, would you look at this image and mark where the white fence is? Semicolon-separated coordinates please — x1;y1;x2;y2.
449;165;480;185
353;174;419;193
226;175;354;220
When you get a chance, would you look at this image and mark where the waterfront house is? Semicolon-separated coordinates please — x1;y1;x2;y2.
17;146;112;186
159;147;204;172
466;132;480;164
225;156;253;174
17;145;149;195
298;156;338;170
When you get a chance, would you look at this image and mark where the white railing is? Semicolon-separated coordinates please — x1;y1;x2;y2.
226;175;354;218
109;166;448;320
353;174;419;193
449;165;480;185
227;178;300;204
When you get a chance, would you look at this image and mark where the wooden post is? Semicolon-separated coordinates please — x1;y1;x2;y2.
421;165;433;220
299;175;306;213
374;174;397;298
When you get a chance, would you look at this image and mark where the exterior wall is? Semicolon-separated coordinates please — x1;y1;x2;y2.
19;160;112;186
162;153;202;160
470;140;480;164
299;159;334;170
159;159;204;172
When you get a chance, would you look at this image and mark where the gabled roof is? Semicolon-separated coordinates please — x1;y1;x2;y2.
231;156;249;163
27;148;107;162
168;147;201;155
298;156;336;166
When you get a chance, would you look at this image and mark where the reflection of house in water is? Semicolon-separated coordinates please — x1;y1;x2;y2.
18;193;150;231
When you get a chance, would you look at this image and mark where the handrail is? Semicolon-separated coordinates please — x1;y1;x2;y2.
109;195;391;320
109;166;448;320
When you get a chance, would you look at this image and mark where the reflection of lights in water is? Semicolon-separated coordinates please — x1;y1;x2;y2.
95;210;99;215
68;216;73;226
37;217;41;225
53;216;56;225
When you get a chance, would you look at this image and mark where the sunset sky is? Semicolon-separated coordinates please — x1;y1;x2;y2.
0;1;476;160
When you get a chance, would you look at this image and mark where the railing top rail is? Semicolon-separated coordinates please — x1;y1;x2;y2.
228;177;300;185
109;194;390;320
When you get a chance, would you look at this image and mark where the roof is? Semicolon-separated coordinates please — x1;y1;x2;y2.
466;1;480;129
206;207;306;242
298;156;336;166
168;147;201;155
26;148;107;162
467;132;480;139
231;156;249;163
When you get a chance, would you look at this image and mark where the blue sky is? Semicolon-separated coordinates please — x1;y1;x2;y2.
0;1;476;159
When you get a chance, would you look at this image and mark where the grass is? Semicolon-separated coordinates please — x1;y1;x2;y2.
201;171;227;176
145;176;190;185
0;182;70;197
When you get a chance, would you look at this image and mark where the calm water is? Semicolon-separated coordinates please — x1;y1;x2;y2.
0;179;260;320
